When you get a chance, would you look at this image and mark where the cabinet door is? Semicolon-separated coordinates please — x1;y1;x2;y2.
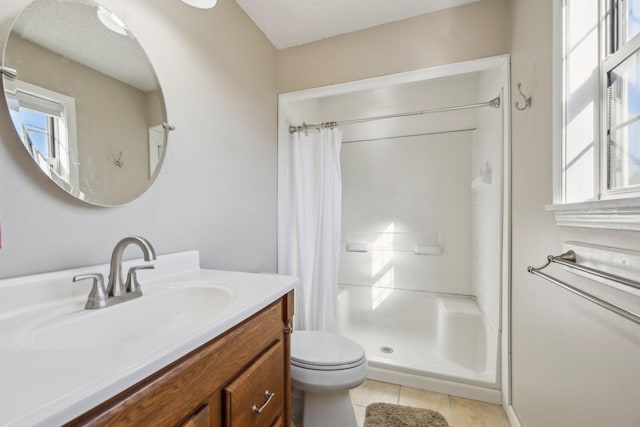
224;340;285;427
180;405;210;427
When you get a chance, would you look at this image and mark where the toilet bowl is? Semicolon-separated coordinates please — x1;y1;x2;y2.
291;330;368;427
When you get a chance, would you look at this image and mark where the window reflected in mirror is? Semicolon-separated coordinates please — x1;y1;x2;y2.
5;79;78;191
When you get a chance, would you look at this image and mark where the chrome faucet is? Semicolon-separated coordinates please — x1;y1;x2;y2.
106;236;156;297
74;236;156;309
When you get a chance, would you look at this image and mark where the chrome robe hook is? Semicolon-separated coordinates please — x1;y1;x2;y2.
515;83;532;111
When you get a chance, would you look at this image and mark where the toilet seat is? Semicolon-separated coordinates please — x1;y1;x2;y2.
291;330;368;393
291;330;366;370
291;355;366;371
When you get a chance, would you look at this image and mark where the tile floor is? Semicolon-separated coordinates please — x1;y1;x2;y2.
350;380;511;427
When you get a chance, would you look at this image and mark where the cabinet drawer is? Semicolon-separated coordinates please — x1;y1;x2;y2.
224;340;285;427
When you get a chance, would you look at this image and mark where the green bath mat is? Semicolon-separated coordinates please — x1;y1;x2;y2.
364;402;450;427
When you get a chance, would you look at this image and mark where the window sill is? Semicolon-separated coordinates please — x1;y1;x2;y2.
546;198;640;231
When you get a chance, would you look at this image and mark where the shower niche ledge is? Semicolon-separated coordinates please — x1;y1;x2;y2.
471;162;492;189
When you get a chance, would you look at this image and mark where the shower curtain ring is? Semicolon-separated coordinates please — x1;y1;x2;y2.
303;123;309;136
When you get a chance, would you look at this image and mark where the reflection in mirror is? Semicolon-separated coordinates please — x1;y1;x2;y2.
2;0;169;206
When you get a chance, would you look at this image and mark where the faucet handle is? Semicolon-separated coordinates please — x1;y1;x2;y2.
125;265;154;294
73;273;107;309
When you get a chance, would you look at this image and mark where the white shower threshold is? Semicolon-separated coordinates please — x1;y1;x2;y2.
367;365;502;405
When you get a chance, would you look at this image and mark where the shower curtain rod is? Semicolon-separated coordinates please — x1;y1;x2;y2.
342;127;476;144
288;96;501;134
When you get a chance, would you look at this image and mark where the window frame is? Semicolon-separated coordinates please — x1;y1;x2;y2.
601;0;640;199
20;107;59;163
550;0;640;230
4;79;79;189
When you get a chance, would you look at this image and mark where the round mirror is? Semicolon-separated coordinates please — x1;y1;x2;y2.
2;0;170;206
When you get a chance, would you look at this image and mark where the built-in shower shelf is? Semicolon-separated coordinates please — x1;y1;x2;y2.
345;231;442;255
414;245;442;255
345;243;442;255
471;161;492;189
345;242;369;252
471;173;491;189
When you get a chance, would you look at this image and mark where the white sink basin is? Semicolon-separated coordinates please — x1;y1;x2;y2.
23;283;236;351
0;250;298;427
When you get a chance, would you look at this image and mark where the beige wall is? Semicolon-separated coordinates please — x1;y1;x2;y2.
277;0;511;93
510;1;640;426
145;90;164;127
0;0;277;277
5;36;153;205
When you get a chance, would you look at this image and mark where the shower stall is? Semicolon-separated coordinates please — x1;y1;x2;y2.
278;56;510;403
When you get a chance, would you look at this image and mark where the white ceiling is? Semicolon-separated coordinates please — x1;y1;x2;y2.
235;0;482;49
12;0;158;92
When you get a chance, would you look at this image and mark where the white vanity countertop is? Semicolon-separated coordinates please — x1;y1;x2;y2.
0;251;298;427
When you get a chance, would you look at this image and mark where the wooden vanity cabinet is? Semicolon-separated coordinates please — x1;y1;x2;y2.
67;291;294;427
223;340;285;427
180;405;210;427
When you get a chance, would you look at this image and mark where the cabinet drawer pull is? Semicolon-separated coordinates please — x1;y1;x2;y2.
251;390;275;414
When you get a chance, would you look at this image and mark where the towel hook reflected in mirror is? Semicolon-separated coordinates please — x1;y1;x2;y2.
515;82;532;111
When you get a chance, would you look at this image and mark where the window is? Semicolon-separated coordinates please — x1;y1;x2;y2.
605;0;640;195
552;0;640;230
4;80;78;188
17;107;58;162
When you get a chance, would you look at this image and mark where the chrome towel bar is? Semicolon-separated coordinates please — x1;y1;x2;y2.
528;250;640;325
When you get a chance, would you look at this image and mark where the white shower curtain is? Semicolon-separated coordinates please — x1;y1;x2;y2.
290;127;342;332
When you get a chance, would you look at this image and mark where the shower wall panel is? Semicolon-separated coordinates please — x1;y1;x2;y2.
326;75;478;295
339;133;472;294
471;68;504;329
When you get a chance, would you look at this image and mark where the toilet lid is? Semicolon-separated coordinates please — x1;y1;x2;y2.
291;330;366;369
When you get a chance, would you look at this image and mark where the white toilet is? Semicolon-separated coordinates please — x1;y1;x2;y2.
290;330;368;427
